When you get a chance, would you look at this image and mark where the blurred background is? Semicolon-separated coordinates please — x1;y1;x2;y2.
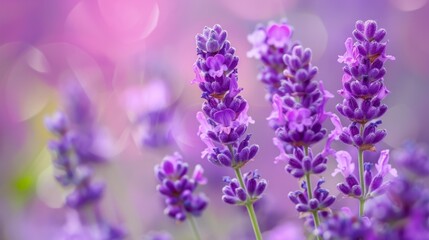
1;0;428;239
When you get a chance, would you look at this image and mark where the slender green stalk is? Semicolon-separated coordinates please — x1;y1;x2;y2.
234;168;263;240
304;146;321;240
246;202;263;240
188;215;201;240
305;173;314;199
358;149;365;216
358;123;366;217
305;173;321;240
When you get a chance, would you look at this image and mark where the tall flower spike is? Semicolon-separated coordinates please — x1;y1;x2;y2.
45;83;125;239
249;20;337;238
194;24;264;240
337;20;393;151
247;20;294;102
275;43;336;229
155;152;208;222
337;20;394;216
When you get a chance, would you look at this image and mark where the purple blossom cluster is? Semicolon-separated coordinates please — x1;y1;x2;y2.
335;20;395;216
45;84;124;240
222;170;267;205
137;107;174;148
317;208;370;240
154;152;208;222
193;24;266;239
247;19;295;101
268;44;333;149
336;20;394;152
333;150;397;199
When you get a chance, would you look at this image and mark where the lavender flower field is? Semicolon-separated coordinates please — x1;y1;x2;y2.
1;1;429;239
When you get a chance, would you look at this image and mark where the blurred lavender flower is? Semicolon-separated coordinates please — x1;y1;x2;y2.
121;80;175;149
318;208;371;240
247;20;295;102
194;24;264;239
154;152;208;222
393;141;429;176
46;83;125;240
366;142;429;239
336;20;394;216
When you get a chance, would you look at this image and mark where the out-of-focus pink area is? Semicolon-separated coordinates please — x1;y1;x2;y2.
1;0;428;239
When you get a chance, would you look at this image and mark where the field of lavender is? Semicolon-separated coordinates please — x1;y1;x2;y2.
1;0;429;239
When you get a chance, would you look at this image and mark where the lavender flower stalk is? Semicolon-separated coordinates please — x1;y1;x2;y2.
249;20;336;236
337;20;395;216
45;84;125;240
154;152;207;239
193;24;266;240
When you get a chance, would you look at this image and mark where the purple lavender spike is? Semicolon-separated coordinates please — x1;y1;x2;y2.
194;24;264;240
336;20;394;217
155;153;208;222
45;83;125;240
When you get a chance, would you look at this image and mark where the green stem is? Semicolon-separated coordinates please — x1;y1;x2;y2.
358;123;366;217
358;149;365;216
188;215;201;240
304;146;321;240
305;173;314;200
234;168;263;240
246;203;263;240
305;173;321;240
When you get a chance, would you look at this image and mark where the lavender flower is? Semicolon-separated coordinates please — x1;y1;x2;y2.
260;39;336;235
337;20;393;150
288;179;335;213
334;150;397;199
137;108;174;148
336;20;394;216
45;83;125;240
393;141;429;176
247;20;294;101
194;24;264;240
121;81;175;149
155;152;208;222
284;147;328;178
268;45;332;148
222;170;267;205
366;142;429;239
317;208;371;240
